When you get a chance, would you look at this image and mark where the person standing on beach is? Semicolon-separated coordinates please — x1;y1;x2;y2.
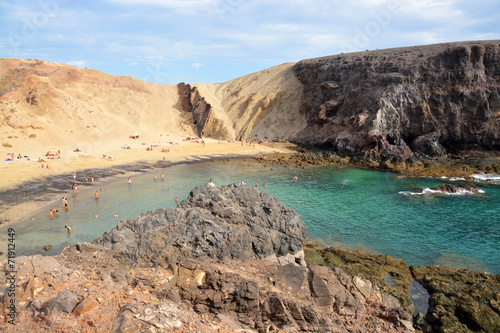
128;177;132;184
163;156;166;165
62;197;68;209
161;173;164;181
91;176;94;184
153;174;157;181
73;172;76;181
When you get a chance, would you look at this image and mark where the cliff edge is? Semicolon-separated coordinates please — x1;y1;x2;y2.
292;41;500;158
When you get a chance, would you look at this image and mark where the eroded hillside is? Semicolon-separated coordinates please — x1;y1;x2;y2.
0;59;196;153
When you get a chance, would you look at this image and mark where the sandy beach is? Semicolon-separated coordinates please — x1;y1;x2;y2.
0;137;297;225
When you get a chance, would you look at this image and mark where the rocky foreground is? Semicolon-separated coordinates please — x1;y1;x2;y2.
1;183;499;332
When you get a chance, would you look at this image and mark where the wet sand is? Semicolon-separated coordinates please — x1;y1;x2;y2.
0;139;297;225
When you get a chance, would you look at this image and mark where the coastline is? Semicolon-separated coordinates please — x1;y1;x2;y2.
3;141;500;226
0;139;298;225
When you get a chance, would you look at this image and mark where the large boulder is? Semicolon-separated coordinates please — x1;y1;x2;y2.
94;182;307;266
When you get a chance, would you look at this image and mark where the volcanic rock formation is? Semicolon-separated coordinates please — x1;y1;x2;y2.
292;41;500;158
93;182;308;267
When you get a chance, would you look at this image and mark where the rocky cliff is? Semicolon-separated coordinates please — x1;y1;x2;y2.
292;41;500;158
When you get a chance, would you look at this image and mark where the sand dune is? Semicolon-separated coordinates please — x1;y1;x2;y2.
195;62;308;141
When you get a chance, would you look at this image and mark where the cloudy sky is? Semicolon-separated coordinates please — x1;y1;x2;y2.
1;0;499;85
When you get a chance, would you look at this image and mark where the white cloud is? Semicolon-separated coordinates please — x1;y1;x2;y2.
191;62;204;69
67;60;86;67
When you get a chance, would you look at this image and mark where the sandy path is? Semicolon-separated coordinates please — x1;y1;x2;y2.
0;139;297;224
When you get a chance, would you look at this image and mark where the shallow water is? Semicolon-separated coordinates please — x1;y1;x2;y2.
1;160;499;274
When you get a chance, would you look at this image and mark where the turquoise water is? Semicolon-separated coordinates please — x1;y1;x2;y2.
1;161;499;274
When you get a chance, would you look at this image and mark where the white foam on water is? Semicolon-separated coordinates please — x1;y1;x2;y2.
422;188;442;194
449;177;466;181
401;187;485;196
471;173;500;182
398;191;422;196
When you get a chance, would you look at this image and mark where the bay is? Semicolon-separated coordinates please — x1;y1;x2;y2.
1;160;498;274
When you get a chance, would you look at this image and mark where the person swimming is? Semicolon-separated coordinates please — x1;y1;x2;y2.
65;225;71;234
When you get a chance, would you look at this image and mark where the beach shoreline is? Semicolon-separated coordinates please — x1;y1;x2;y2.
0;139;298;225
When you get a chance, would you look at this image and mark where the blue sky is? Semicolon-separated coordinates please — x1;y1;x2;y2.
1;0;499;85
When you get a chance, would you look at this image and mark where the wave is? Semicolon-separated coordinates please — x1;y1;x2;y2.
440;176;466;181
471;173;500;182
400;184;485;196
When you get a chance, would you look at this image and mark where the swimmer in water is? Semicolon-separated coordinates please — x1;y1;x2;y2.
175;197;179;203
95;191;99;200
65;225;71;234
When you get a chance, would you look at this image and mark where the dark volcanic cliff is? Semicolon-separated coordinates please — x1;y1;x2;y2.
292;41;500;157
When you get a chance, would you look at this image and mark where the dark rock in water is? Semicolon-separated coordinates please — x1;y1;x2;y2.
430;183;482;194
411;265;500;332
94;182;308;266
44;245;52;251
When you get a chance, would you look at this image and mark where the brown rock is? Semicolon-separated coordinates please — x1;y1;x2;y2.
74;298;99;316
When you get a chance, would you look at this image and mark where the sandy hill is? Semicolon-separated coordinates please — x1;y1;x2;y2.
194;62;307;141
0;58;196;158
0;59;304;160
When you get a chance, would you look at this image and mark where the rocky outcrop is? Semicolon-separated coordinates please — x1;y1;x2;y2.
411;265;500;332
292;41;500;158
0;184;415;332
428;183;483;194
309;246;415;316
94;182;308;266
177;82;213;138
306;243;500;333
0;244;414;332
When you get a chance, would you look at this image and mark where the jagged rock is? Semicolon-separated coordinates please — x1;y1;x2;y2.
429;183;483;194
42;290;80;314
312;246;415;315
73;298;99;316
94;182;307;266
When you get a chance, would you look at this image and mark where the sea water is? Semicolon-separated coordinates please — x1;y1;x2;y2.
1;161;499;274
